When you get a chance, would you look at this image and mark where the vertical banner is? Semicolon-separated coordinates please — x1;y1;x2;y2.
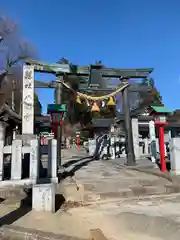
22;65;34;134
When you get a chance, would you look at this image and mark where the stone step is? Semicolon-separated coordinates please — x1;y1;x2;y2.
0;187;27;199
0;225;86;240
57;177;180;205
83;184;180;203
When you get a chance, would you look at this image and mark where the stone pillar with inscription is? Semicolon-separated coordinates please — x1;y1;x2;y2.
132;118;140;159
170;137;180;175
149;120;157;163
0;140;4;181
30;139;39;183
48;139;58;183
144;138;149;155
11;139;23;180
0;122;5;181
22;65;34;135
32;183;55;212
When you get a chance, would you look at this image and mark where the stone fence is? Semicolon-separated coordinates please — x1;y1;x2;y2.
0;138;57;187
88;136;151;160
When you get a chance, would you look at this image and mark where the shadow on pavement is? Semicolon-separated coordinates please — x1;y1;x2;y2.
0;192;32;227
59;157;95;181
62;156;93;168
0;192;65;227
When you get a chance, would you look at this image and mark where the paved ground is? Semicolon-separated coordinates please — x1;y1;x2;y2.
59;150;174;204
0;148;180;239
61;160;170;202
1;193;180;239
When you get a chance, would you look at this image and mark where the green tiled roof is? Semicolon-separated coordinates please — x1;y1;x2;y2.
151;105;171;113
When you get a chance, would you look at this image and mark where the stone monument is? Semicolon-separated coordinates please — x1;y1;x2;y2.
22;65;57;212
132;118;140;159
170;137;180;175
32;183;55;212
149;120;157;163
22;65;34;134
48;139;58;183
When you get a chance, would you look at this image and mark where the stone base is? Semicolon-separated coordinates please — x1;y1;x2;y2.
51;177;58;184
171;170;180;176
16;134;37;145
0;179;32;187
32;183;55;212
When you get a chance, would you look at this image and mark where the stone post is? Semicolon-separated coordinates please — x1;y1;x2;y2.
32;183;55;212
144;138;149;155
30;139;39;183
0;140;4;181
132;118;140;159
139;143;143;156
164;130;171;143
0;122;5;181
169;137;180;175
110;136;115;159
88;139;96;156
0;122;5;141
48;139;58;183
149;120;157;163
120;136;126;157
156;138;159;152
115;136;120;157
11;139;22;180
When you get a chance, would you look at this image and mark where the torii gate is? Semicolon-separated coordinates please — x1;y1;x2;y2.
22;59;153;166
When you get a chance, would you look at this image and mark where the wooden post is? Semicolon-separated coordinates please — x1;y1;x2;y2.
11;139;22;180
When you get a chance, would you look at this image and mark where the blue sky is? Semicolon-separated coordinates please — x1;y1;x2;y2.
1;0;180;113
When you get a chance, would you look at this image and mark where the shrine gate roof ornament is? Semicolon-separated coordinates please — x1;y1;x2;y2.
150;105;171;114
25;58;153;78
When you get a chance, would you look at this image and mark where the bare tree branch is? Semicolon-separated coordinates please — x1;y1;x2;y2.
0;16;17;39
0;15;37;111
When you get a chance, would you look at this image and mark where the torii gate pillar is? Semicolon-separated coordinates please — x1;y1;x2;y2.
122;80;136;166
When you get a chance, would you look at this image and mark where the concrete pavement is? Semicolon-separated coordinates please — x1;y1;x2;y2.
2;193;180;239
59;155;180;204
